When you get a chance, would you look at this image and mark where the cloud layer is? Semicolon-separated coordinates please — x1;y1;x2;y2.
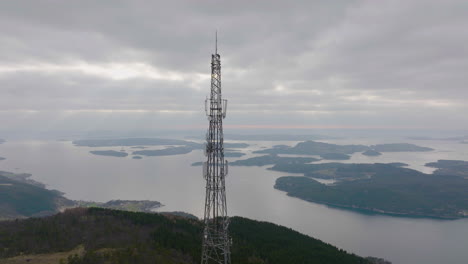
0;0;467;133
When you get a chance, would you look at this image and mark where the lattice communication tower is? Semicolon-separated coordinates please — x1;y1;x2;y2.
201;33;231;264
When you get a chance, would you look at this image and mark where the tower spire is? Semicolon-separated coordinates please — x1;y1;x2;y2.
215;30;218;54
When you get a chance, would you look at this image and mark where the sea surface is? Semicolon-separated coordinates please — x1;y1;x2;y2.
0;138;467;264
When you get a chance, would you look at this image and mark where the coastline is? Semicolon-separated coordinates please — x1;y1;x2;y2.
278;190;466;220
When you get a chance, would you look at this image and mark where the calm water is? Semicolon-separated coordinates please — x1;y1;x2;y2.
0;139;467;264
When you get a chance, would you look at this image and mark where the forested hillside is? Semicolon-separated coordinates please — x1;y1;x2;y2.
0;208;372;264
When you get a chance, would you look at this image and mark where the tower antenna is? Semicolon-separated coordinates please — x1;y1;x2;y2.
201;34;231;264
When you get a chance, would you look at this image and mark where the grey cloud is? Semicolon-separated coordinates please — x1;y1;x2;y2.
0;0;467;132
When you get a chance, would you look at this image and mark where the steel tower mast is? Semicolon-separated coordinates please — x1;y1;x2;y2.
201;32;231;264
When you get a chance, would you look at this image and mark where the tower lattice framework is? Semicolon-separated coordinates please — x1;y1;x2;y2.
201;35;231;264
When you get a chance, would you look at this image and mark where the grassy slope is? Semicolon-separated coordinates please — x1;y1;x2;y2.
0;208;369;264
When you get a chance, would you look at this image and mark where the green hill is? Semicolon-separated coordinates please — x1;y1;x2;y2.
0;208;371;264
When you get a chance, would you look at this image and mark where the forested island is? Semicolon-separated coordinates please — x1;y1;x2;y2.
224;151;245;157
0;207;380;264
254;140;369;155
370;143;433;152
75;138;249;158
273;163;468;219
230;154;319;166
254;140;433;156
320;153;351;160
191;154;319;167
90;150;128;157
73;138;198;147
362;150;382;156
223;133;336;141
133;146;193;156
187;144;468;219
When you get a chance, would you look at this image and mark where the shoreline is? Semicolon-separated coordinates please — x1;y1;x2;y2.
277;190;466;220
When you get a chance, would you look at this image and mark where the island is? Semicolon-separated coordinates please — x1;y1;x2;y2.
224;151;245;157
133;146;193;156
90;150;128;157
223;134;337;141
370;143;433;152
254;140;369;155
273;163;468;219
319;153;350;160
132;155;143;159
186;133;337;141
73;137;250;149
254;140;433;156
362;150;382;156
230;154;320;166
0;157;5;161
224;143;249;148
73;138;199;147
425;160;468;178
191;154;320;167
75;138;250;159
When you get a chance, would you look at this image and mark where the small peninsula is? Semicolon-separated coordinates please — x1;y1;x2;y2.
0;172;74;219
0;171;163;220
425;160;468;178
90;150;128;157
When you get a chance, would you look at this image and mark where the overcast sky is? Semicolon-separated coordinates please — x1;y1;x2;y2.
0;0;467;135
